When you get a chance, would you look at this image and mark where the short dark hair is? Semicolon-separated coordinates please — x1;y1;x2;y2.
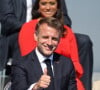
35;17;64;37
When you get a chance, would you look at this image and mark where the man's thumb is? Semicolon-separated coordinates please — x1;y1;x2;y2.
44;68;48;75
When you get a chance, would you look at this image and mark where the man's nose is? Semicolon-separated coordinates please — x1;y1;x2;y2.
47;38;54;49
47;38;52;45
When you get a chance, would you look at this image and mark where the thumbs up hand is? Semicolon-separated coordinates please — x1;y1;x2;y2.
32;68;51;90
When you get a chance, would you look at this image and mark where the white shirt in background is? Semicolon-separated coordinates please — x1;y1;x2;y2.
26;0;33;22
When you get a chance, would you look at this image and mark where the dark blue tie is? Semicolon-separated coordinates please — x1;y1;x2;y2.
44;59;55;90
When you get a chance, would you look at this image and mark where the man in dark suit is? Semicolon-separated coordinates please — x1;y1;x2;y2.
0;0;93;89
11;17;77;90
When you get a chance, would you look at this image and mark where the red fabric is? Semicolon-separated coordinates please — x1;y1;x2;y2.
18;19;84;90
76;78;85;90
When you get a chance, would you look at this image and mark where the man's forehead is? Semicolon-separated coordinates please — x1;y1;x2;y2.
39;23;49;29
39;23;56;31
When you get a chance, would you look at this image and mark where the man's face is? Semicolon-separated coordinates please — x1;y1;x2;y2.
34;23;60;57
38;0;57;17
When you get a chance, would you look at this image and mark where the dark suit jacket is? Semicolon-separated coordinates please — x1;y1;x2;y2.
0;0;26;36
11;51;77;90
0;0;71;70
0;0;27;70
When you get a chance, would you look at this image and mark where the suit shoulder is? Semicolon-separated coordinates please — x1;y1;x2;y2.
54;53;75;72
12;53;32;67
54;52;73;64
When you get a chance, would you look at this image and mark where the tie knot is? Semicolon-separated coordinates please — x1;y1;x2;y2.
44;59;51;66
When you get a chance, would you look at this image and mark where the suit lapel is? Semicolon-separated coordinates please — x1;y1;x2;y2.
31;51;43;79
53;53;61;77
53;53;62;90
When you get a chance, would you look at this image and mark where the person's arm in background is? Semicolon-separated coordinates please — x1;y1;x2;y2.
0;23;1;37
61;0;72;27
0;0;24;36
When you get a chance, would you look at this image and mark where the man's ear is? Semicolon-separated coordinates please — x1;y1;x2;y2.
34;33;37;41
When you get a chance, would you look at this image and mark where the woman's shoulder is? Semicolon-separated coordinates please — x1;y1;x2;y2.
29;19;38;23
23;19;38;26
63;25;74;35
64;25;72;31
22;19;38;28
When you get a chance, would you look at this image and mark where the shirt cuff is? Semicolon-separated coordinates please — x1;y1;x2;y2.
27;83;36;90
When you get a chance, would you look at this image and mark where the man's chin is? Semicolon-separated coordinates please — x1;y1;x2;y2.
43;52;52;57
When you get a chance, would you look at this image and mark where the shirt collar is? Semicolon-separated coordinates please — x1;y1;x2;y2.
35;48;53;63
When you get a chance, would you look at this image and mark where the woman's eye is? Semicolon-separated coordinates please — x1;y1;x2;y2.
40;2;56;5
40;2;47;5
49;2;56;5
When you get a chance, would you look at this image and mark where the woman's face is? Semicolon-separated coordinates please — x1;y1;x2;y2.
38;0;58;17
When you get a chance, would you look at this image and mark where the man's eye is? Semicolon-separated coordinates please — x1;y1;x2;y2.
52;38;58;41
42;36;48;39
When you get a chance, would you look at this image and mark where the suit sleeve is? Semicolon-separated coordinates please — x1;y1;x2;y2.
0;0;23;36
68;61;77;90
11;63;29;90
